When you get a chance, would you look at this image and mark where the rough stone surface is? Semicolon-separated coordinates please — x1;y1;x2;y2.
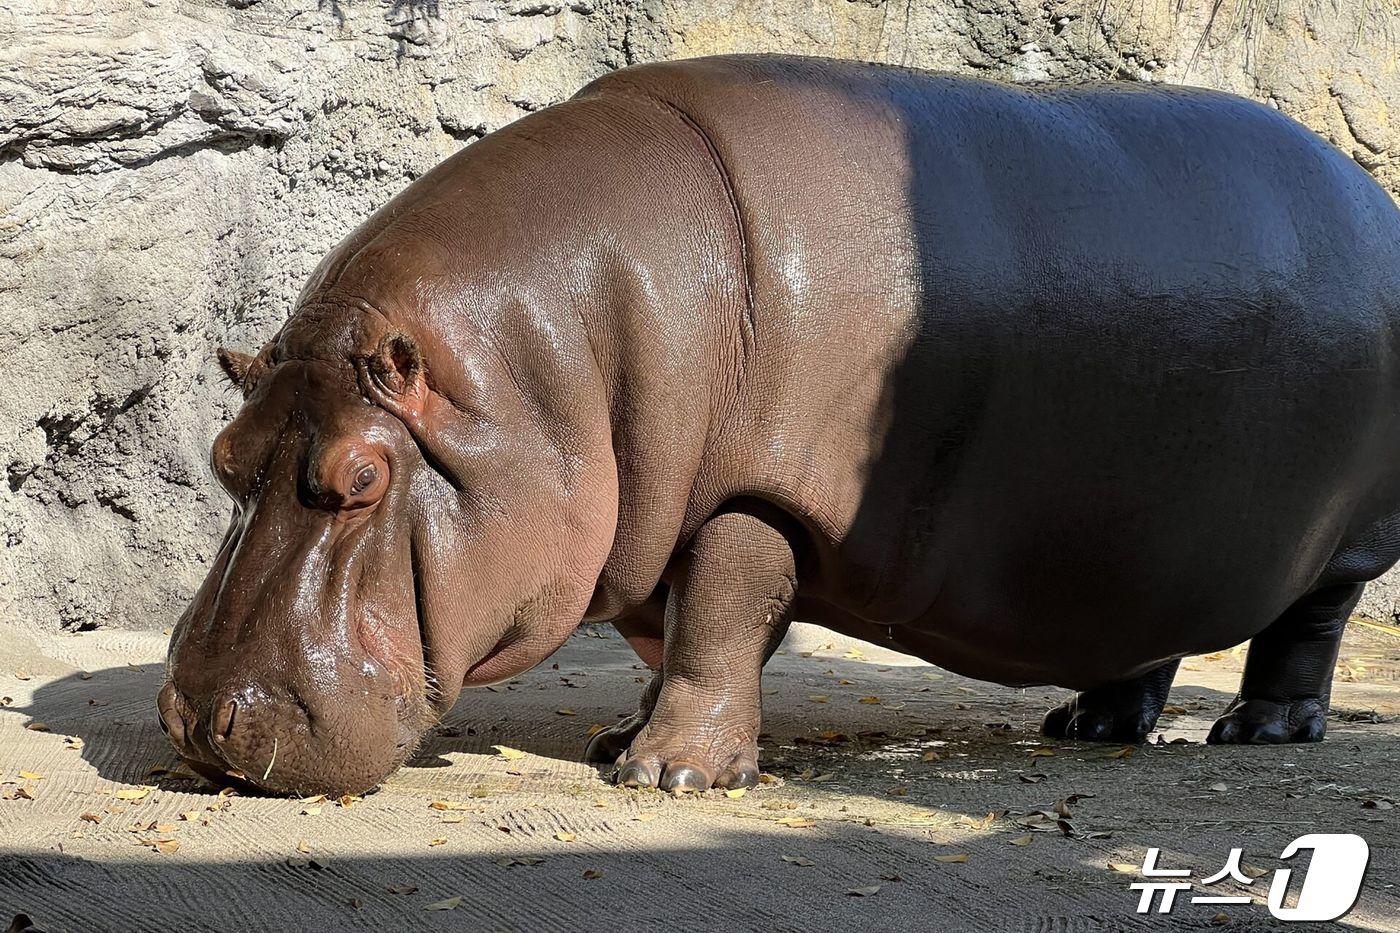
2;1;1398;632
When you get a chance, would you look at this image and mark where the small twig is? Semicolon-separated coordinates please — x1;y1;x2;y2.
1352;618;1400;639
263;737;279;781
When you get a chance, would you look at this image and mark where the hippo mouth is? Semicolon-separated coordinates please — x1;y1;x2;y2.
157;653;432;797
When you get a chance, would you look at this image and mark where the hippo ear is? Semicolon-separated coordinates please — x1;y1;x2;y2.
362;332;429;421
216;348;257;390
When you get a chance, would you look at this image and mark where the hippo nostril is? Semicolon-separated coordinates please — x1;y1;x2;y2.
212;697;238;743
157;682;188;747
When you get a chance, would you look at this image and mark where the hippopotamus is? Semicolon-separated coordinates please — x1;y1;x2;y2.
159;54;1400;796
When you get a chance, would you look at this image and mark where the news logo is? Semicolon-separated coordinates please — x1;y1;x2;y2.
1129;834;1369;922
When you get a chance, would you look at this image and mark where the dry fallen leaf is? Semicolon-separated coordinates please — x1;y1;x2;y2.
16;771;43;781
114;786;154;801
934;853;970;863
1209;782;1228;792
1110;862;1139;874
496;856;545;867
14;669;31;681
428;837;448;847
440;812;466;824
634;813;656;823
1107;747;1135;760
781;855;815;866
808;695;829;703
79;812;103;824
1018;773;1046;783
556;708;576;716
429;800;472;811
493;745;527;761
424;897;462;911
554;831;577;842
337;795;361;808
297;840;312;855
724;788;747;799
582;869;604;880
586;724;608;737
387;884;419;895
858;696;881;705
1008;835;1034;846
153;839;179;855
1029;748;1054;758
775;816;816;828
959;811;1001;830
25;722;49;732
846;885;882;897
921;750;941;762
63;736;84;751
179;810;201;822
1161;705;1187;715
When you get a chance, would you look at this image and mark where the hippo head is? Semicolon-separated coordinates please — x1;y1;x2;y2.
159;313;617;796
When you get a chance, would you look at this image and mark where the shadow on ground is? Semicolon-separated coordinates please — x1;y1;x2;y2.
2;625;1397;932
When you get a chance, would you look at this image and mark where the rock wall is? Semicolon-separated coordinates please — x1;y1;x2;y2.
2;0;1398;631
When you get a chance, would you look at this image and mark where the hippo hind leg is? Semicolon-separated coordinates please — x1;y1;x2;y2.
1042;660;1180;743
584;670;660;764
1208;582;1362;745
584;591;667;765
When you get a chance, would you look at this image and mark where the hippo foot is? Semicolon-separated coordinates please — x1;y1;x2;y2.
611;690;761;794
1041;660;1179;744
584;671;662;765
1207;697;1327;744
614;736;761;794
1041;697;1156;743
584;713;649;764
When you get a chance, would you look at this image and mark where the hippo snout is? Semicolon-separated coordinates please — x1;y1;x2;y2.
157;667;418;796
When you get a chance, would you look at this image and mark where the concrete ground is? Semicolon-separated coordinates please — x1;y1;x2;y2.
1;620;1397;933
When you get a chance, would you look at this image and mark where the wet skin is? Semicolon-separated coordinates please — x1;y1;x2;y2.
162;55;1400;796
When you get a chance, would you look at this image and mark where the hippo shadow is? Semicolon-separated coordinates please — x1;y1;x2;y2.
4;633;656;795
3;635;1252;798
1;663;202;792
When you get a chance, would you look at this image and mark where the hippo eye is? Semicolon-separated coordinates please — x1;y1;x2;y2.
350;464;378;494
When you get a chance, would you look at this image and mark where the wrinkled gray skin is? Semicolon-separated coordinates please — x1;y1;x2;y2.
160;55;1400;796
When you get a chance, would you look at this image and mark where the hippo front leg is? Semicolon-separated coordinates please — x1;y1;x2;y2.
613;506;795;793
